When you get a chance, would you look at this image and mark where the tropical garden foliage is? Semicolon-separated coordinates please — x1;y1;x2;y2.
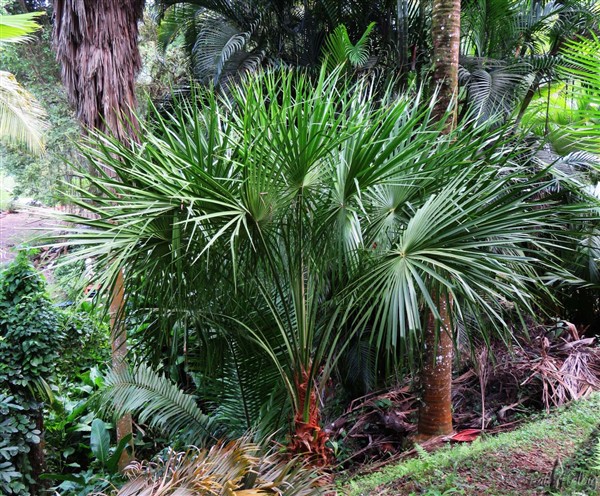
0;0;599;495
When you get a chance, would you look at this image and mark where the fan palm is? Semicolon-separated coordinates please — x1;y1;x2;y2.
56;67;584;459
0;12;47;153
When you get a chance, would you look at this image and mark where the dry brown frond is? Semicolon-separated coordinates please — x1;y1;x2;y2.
111;437;328;496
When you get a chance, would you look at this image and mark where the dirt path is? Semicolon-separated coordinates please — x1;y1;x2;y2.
0;209;60;264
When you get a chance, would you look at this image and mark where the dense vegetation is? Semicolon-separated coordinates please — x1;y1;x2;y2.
0;0;599;495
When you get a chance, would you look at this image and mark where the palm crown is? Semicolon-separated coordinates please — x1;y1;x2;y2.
59;68;586;447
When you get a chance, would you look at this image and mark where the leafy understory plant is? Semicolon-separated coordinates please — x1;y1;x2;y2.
43;418;132;495
0;252;62;495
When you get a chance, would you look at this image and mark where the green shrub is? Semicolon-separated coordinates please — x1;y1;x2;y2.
0;393;40;495
0;252;63;495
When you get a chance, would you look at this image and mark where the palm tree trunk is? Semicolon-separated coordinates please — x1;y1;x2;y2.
109;269;133;471
431;0;461;127
53;0;144;470
417;0;461;438
288;367;331;466
418;299;454;436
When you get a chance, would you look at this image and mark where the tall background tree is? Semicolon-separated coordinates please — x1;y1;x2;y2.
53;0;146;470
53;0;144;142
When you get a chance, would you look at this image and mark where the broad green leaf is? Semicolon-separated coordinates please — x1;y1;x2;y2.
90;418;110;464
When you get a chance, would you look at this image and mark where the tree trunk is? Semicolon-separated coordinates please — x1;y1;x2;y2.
287;368;331;467
28;404;46;495
431;0;461;127
109;269;133;471
53;0;144;470
418;299;454;437
53;0;144;143
417;0;461;438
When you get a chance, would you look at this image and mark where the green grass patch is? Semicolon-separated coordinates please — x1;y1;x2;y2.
345;394;600;495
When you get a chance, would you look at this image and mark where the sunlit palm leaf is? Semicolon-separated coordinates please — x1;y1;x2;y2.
0;71;47;153
0;12;43;43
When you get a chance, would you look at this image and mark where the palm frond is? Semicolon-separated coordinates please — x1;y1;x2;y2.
0;71;47;154
0;12;43;43
117;437;328;496
192;16;251;84
98;364;219;446
322;22;375;71
559;34;600;151
349;134;571;357
460;60;531;124
156;3;202;51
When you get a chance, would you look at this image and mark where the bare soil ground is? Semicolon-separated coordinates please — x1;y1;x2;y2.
0;209;59;263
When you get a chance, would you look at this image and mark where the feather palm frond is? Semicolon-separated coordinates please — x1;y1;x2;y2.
0;71;47;154
192;16;252;84
156;3;203;52
0;12;43;43
98;364;219;446
460;60;531;124
322;22;375;71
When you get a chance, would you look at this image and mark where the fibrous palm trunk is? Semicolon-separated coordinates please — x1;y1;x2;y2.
418;0;461;438
53;0;144;142
53;0;145;471
288;367;331;466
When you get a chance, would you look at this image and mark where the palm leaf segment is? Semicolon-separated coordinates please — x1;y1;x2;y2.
0;12;47;153
0;71;47;153
0;12;44;43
